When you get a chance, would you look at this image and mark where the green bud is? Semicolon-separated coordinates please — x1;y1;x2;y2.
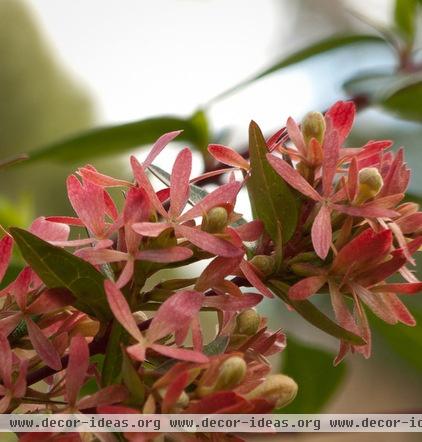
201;206;229;233
356;167;383;204
246;374;298;408
197;356;247;396
302;111;326;146
235;309;260;336
249;255;275;277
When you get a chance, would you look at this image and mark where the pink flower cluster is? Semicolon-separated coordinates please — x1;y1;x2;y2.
0;101;421;440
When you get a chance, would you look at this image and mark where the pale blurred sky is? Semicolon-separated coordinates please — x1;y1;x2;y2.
28;0;395;139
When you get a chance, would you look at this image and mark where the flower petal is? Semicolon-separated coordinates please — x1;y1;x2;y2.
311;205;332;259
176;224;243;257
195;256;242;291
66;335;89;405
136;246;193;263
289;275;327;300
150;343;209;363
143;130;183;169
286;117;306;156
147;290;204;342
104;280;144;342
371;282;422;294
77;385;128;410
203;293;263;311
266;154;321;201
239;260;273;298
208;144;250;170
0;236;13;283
325;101;355;143
26;318;62;371
0;333;12;388
131;221;172;237
30;217;70;242
169;148;192;218
322;123;339;197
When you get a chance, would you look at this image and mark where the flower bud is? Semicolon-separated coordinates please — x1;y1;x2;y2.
302;111;326;146
250;255;275;277
355;167;383;204
246;374;298;408
197;356;247;396
201;206;229;233
235;309;260;336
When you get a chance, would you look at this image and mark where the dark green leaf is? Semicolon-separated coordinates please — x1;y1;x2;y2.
203;335;230;356
247;121;298;242
212;35;386;101
372;307;422;371
269;280;366;345
24;113;209;164
102;320;125;386
394;0;418;43
278;336;346;413
380;79;422;122
121;349;145;403
9;227;110;320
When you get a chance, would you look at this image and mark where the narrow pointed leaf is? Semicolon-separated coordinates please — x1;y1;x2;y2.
247;122;298;242
9;228;110;320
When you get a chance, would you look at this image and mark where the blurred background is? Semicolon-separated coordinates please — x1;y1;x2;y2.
0;0;421;440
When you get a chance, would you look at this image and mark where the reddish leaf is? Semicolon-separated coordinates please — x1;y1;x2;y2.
289;276;327;300
311;204;332;259
66;335;89;405
169;148;192;218
208;144;250;170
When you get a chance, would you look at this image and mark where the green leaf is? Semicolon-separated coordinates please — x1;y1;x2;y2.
247;121;298;242
394;0;418;43
203;335;229;356
269;280;366;345
0;154;28;170
24;113;209;164
379;78;422;122
278;336;346;413
102;320;125;386
372;307;422;371
9;227;110;320
212;34;387;101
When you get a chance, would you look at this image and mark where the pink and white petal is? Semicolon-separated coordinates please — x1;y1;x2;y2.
66;175;106;237
26;318;62;371
136;246;193;263
123;187;151;225
50;237;98;248
178;181;242;223
239;260;273;298
147;290;204;342
131;222;172;237
266;154;321;201
322;125;340;197
0;236;13;283
203;293;263;311
130;156;167;217
325;101;355;143
78;167;132;187
169;148;192;218
150;343;209;363
286;117;306;156
208;144;250;170
289;275;327;300
311;205;332;259
116;260;135;289
66;335;89;405
175;224;243;258
104;280;144;342
143;130;183;169
30;217;70;242
76;249;128;265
